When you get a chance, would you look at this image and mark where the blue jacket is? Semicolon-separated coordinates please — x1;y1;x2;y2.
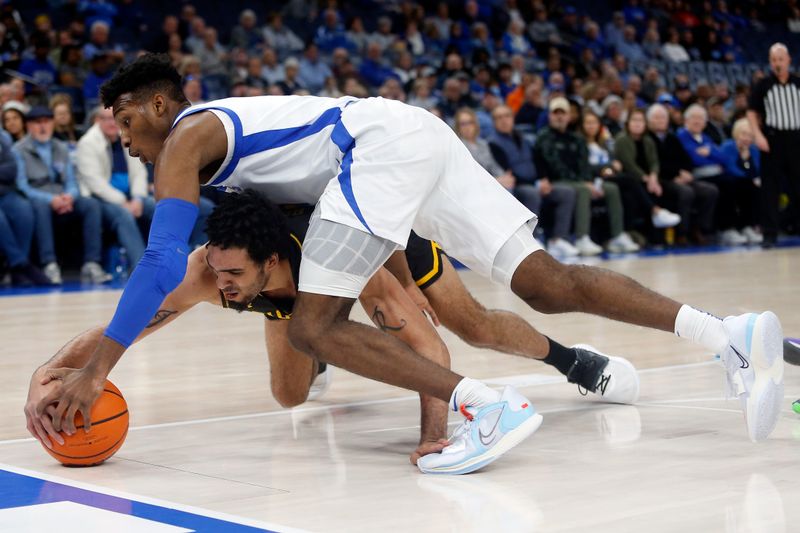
676;128;727;168
720;139;761;179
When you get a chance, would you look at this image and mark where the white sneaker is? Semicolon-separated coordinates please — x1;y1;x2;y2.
417;386;542;475
570;344;640;404
721;228;748;246
307;363;332;401
742;226;763;244
547;237;579;258
606;232;640;253
80;262;112;284
720;312;784;441
43;262;62;285
575;235;603;256
651;208;681;228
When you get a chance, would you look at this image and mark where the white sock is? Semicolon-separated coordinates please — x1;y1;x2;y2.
449;377;502;412
674;305;729;354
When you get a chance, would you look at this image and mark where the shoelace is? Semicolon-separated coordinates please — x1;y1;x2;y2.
576;357;599;396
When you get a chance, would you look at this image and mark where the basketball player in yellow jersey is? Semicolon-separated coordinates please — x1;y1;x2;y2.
25;191;452;465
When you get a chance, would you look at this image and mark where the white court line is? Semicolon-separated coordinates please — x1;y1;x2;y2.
0;462;309;533
0;359;756;446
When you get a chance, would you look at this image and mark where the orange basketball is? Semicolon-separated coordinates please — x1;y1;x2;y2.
43;379;129;466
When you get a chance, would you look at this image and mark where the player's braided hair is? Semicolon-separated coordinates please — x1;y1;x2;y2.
206;190;291;264
100;53;188;108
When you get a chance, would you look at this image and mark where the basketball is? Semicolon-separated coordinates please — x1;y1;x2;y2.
43;380;129;467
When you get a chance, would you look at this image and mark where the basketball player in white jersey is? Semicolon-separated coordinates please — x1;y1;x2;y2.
36;54;784;475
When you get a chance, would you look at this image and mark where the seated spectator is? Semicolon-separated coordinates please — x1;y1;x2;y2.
437;77;473;125
603;109;681;233
370;16;396;53
616;25;646;63
486;105;577;256
0;129;49;285
602;95;625;137
716;118;763;245
661;28;690;62
641;28;661;59
515;83;545;129
18;32;58;99
528;4;561;55
261;48;285;85
230;9;263;53
346;16;370;56
262;12;304;58
407;79;437;110
298;44;332;94
57;45;86;89
277;57;305;95
704;96;729;145
83;52;113;111
535;97;633;255
677;104;728;179
244;56;269;91
501;19;533;57
49;94;83;148
647;103;718;245
75;107;150;270
167;33;187;68
13;106;110;284
194;27;228;77
359;42;398;90
315;8;352;54
182;76;204;104
81;21;125;66
2;105;26;142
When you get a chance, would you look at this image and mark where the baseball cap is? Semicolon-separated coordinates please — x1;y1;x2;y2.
25;106;54;121
549;96;570;113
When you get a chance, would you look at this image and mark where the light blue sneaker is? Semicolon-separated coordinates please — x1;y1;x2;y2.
721;311;784;441
417;386;542;475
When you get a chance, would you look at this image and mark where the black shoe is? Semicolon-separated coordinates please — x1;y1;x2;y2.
9;266;32;287
21;263;54;285
566;347;610;394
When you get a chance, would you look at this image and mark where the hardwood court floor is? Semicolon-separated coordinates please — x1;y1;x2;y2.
1;247;799;532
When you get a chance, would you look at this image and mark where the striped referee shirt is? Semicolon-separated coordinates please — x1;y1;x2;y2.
749;73;800;131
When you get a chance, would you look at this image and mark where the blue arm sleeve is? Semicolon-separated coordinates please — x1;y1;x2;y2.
104;198;199;348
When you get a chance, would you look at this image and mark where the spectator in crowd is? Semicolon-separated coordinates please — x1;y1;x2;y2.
370;16;396;53
82;20;124;65
49;94;83;148
720;118;763;244
184;16;206;53
602;95;625;137
641;27;661;59
167;33;187;68
261;48;284;85
535;97;633;255
0;129;49;285
676;104;743;245
262;12;304;58
662;28;690;62
604;11;626;51
57;44;87;89
515;82;545;129
18;33;58;99
277;57;304;94
83;52;113;110
704;97;729;144
182;76;204;104
486;105;577;257
315;8;351;54
2;105;26;142
407;79;437;110
75;106;148;270
438;77;472;124
616;25;646;63
605;109;681;234
230;9;263;53
298;44;332;94
346;16;370;56
359;42;397;90
13;106;109;284
193;27;228;77
244;55;268;90
148;15;180;54
647;103;719;245
502;19;533;57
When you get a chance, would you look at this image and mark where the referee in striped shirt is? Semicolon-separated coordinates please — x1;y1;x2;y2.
747;43;800;248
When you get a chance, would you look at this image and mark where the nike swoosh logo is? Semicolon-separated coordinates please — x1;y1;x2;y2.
478;405;504;446
732;345;750;369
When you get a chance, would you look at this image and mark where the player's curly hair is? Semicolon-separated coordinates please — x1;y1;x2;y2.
206;190;291;264
100;53;188;108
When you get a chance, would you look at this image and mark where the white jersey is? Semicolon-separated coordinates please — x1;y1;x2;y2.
172;95;358;204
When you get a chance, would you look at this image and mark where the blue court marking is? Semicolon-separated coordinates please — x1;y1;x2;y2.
0;464;297;532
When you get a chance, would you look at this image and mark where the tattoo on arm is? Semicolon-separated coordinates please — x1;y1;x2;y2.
372;306;406;332
146;309;178;328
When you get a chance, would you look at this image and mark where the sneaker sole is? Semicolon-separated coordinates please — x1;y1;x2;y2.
418;412;543;475
572;344;640;404
307;366;333;401
746;311;784;442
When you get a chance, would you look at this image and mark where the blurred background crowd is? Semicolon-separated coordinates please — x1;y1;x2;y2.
1;0;799;286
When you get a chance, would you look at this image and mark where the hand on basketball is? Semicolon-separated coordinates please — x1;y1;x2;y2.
410;438;449;465
24;368;64;449
36;366;105;435
404;283;440;327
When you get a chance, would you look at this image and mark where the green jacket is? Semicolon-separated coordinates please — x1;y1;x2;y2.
534;126;591;182
613;132;659;180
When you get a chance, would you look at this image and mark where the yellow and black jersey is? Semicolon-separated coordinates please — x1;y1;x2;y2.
220;206;448;319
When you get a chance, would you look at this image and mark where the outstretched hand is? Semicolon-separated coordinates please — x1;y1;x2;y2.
35;366;105;435
24;369;64;449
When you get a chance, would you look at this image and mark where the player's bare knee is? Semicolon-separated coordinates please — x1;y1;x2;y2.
272;380;309;408
511;251;577;313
